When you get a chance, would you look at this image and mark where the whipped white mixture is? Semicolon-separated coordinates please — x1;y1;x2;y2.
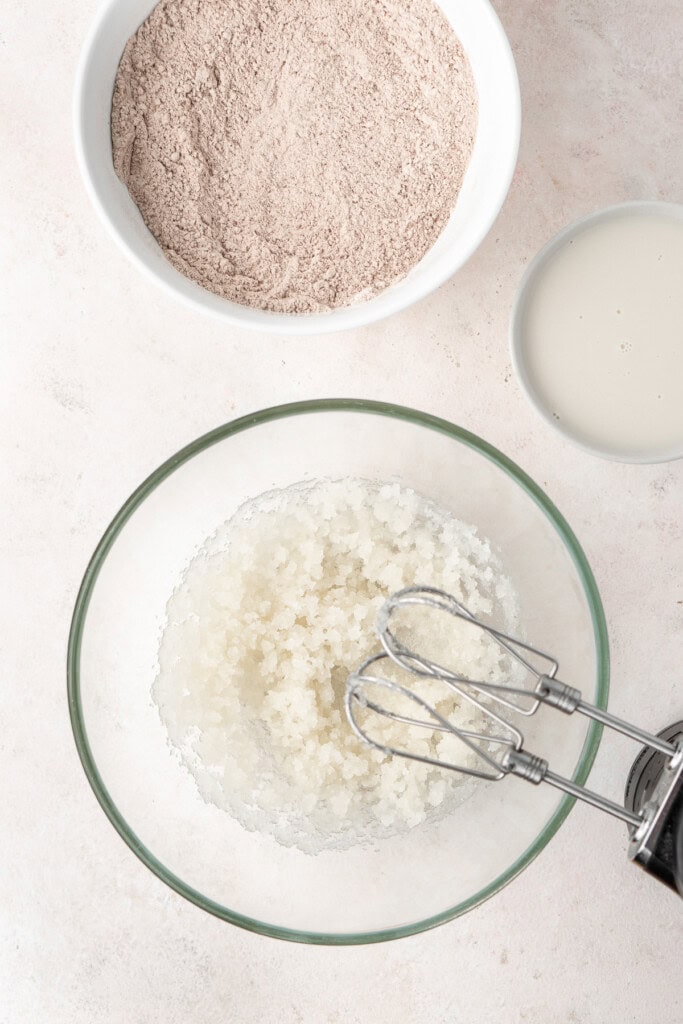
153;478;516;851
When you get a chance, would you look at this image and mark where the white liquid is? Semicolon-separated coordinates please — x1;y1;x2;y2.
518;207;683;460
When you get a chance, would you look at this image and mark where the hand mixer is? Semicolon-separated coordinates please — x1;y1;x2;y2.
345;586;683;897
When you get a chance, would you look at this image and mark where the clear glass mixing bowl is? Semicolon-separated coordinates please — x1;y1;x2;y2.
67;400;608;943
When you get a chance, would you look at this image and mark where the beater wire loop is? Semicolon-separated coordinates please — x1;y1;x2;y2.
346;587;681;827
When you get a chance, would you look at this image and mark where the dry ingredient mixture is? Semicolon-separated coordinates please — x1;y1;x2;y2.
111;0;477;313
153;479;516;851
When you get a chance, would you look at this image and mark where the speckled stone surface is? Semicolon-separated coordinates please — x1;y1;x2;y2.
2;1;683;1021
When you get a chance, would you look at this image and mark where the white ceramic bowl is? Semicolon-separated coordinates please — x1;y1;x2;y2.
74;0;520;335
510;200;683;464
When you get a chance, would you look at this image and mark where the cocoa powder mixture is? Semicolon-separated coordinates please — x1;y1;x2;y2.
111;0;477;314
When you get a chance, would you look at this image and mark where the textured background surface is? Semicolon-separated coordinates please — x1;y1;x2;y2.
2;1;683;1021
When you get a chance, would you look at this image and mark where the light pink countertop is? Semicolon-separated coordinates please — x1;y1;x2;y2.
2;1;682;1021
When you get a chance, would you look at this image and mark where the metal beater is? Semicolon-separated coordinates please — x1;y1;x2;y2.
345;586;683;896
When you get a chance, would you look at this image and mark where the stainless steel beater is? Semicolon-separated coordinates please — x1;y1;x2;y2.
345;586;683;896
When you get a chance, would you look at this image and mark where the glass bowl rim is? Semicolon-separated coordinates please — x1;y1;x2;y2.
67;398;609;945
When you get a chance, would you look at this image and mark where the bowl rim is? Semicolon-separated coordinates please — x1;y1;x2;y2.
67;399;609;944
509;199;683;464
72;0;521;335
